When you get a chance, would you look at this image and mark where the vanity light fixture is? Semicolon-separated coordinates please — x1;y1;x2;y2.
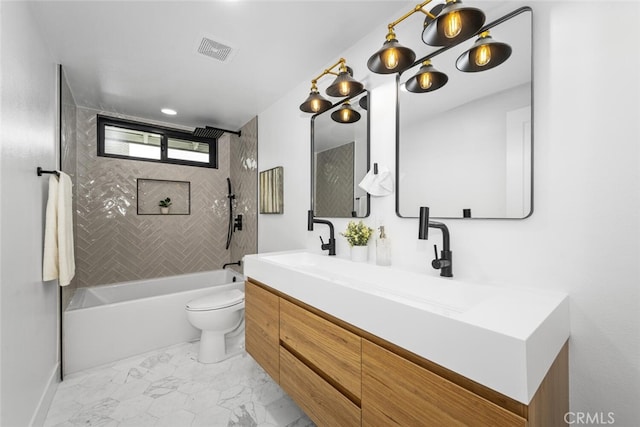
300;58;364;114
422;0;485;47
367;1;431;74
456;30;512;72
405;60;448;93
368;0;486;75
326;64;364;97
331;100;361;124
300;82;333;114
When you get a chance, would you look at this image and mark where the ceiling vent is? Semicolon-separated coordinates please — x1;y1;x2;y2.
197;37;235;63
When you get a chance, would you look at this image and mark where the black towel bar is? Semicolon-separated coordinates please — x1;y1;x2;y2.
37;167;60;177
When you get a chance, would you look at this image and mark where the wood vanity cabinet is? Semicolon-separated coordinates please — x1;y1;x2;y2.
244;280;280;382
361;340;525;427
245;279;568;427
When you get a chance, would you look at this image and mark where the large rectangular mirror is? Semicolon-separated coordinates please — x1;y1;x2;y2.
397;5;532;219
311;91;369;218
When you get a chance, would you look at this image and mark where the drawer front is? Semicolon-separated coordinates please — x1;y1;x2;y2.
362;340;526;427
280;298;361;400
280;346;361;427
245;281;279;382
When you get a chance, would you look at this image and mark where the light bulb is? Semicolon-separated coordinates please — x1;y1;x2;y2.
339;80;350;96
341;108;351;122
443;10;462;39
474;44;491;67
419;72;433;89
382;48;399;70
311;98;321;112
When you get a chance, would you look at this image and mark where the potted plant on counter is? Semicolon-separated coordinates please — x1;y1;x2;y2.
341;220;373;262
159;197;172;214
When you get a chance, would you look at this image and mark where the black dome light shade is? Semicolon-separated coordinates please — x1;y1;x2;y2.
422;0;485;47
367;37;416;74
456;31;512;72
326;68;364;97
331;101;361;124
300;85;332;114
405;60;448;93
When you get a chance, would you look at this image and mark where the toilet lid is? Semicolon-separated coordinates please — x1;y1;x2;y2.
186;289;244;311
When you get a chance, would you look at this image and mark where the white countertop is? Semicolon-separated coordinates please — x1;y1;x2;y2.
244;250;570;404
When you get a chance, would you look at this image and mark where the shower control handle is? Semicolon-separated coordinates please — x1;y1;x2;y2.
233;214;243;232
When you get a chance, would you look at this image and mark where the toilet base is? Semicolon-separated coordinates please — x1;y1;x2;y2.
196;318;244;364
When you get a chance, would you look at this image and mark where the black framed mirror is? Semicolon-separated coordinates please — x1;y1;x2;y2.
311;91;370;218
396;5;532;219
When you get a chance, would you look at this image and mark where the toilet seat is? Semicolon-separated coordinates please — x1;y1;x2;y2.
186;289;244;311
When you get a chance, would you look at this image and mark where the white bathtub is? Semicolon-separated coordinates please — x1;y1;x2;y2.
64;269;244;374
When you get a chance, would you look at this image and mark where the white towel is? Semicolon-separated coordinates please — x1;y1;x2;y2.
358;165;394;196
43;172;75;286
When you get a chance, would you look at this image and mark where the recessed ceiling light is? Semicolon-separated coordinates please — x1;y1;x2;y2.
161;108;177;115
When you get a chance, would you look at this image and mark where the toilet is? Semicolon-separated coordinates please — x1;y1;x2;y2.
185;289;245;363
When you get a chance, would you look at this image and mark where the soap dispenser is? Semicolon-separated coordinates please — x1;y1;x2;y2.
376;226;392;266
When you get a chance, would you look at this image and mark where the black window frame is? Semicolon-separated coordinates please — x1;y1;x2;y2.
97;115;218;169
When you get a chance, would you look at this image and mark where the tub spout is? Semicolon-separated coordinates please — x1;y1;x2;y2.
223;261;242;269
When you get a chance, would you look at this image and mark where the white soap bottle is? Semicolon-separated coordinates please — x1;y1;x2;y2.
376;226;392;266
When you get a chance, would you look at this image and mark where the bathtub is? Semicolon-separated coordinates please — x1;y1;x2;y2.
64;269;244;375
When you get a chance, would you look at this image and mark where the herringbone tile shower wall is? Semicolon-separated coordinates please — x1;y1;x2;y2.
74;108;232;288
315;142;354;218
230;116;258;269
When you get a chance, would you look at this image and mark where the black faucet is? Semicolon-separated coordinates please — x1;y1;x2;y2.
418;206;453;277
307;210;336;256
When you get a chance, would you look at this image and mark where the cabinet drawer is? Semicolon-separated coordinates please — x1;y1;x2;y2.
280;346;361;427
245;281;279;382
280;298;361;401
362;340;526;427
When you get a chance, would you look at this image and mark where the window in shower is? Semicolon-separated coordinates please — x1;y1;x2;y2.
97;115;217;168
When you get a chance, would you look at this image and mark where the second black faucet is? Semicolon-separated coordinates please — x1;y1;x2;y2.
307;210;336;256
418;206;453;277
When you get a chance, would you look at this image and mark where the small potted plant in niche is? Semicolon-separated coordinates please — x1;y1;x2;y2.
341;220;373;262
159;197;172;214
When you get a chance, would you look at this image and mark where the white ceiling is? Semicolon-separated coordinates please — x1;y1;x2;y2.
28;0;411;131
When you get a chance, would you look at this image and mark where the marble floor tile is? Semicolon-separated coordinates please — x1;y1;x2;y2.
45;342;315;427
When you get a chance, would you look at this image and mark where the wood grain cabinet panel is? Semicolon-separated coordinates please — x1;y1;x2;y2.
362;339;527;427
279;298;362;401
280;346;361;427
245;280;279;382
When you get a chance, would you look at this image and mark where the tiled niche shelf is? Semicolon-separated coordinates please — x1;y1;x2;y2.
137;178;191;215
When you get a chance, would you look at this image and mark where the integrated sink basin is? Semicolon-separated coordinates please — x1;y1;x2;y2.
260;251;491;315
244;250;570;404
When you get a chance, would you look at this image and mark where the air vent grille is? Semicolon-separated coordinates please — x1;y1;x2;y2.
198;37;233;62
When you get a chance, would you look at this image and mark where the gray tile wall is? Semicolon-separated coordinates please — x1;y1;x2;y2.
230;116;258;270
74;108;233;287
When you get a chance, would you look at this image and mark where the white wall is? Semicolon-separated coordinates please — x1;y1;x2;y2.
258;1;640;424
0;2;60;426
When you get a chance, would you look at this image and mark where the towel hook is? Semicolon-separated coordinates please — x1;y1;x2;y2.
373;163;378;174
37;167;60;177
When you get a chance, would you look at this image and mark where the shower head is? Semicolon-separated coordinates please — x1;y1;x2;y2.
193;127;225;139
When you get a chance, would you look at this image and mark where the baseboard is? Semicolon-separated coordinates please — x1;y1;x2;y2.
29;362;60;427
